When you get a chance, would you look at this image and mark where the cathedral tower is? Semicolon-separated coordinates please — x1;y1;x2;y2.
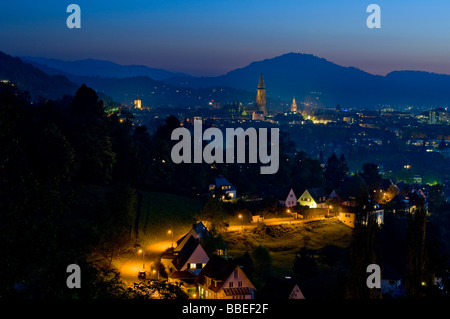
291;97;297;113
256;73;267;115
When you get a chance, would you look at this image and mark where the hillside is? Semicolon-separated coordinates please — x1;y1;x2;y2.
135;191;204;246
0;51;78;100
165;52;450;108
8;51;450;108
222;219;352;277
63;75;259;107
20;56;191;81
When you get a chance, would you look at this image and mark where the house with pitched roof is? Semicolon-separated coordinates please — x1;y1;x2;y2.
279;188;298;208
261;277;305;299
164;235;210;298
297;188;328;208
174;222;208;254
209;175;237;200
162;235;209;276
195;255;256;299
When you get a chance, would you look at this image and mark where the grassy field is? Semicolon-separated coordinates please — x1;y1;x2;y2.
132;192;352;278
135;191;205;246
221;219;353;277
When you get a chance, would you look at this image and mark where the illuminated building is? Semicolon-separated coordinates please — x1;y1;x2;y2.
256;73;266;116
134;96;142;110
291;97;297;113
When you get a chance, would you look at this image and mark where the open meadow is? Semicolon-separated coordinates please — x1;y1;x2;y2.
222;219;353;277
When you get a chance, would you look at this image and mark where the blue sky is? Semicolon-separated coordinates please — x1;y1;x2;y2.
1;0;450;76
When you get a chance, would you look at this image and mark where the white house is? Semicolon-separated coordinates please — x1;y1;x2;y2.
279;188;297;208
196;255;256;299
209;175;237;200
338;205;384;228
162;235;209;276
338;211;356;228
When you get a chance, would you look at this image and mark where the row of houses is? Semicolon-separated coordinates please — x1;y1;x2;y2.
160;222;308;299
280;187;329;209
278;179;428;228
160;222;257;299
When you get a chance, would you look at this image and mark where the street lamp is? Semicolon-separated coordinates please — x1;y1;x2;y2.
168;230;174;248
138;249;145;269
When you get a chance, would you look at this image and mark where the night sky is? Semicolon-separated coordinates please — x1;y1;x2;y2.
1;0;450;76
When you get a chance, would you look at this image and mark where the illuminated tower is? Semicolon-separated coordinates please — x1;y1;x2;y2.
291;97;297;113
256;73;266;115
134;96;142;110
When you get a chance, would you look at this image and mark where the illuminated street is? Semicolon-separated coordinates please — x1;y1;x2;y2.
117;240;173;285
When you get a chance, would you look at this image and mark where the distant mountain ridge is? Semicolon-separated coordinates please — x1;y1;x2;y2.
164;52;450;108
20;56;192;81
0;52;78;100
5;51;450;108
0;51;258;108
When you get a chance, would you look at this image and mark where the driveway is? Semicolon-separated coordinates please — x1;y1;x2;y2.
116;240;173;285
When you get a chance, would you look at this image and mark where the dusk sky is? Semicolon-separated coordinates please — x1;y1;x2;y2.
1;0;450;76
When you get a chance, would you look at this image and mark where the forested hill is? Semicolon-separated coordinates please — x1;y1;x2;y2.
0;51;78;100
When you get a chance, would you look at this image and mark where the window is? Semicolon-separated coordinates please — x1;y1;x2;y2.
238;281;242;287
196;263;203;269
189;263;196;269
229;282;233;288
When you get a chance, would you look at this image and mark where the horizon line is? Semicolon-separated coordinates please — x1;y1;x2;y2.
10;51;450;79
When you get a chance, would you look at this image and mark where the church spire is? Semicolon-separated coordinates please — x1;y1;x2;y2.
256;73;266;116
291;97;297;113
258;73;265;90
